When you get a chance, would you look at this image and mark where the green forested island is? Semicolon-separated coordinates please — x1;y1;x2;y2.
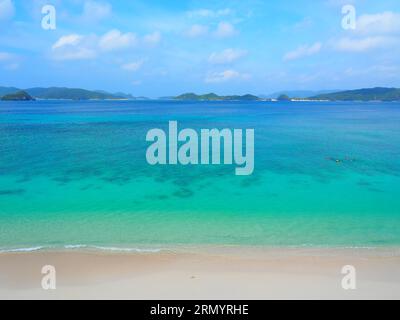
0;87;136;101
1;86;400;102
175;88;400;102
1;91;35;101
309;87;400;102
277;94;291;101
175;93;261;101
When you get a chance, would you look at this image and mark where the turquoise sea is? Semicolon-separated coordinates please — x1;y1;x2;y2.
0;100;399;251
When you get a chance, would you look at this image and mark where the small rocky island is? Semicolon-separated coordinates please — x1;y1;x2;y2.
277;94;291;101
175;93;261;101
1;91;35;101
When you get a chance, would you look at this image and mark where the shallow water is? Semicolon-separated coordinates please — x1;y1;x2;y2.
0;100;399;250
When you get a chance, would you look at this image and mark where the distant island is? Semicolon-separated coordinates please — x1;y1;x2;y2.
174;88;400;102
261;90;338;99
0;87;141;101
277;94;291;101
308;87;400;102
1;91;35;101
1;86;400;102
174;93;260;101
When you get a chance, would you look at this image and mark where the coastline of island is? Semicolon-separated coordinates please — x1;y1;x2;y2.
1;245;399;299
1;90;35;101
1;86;400;102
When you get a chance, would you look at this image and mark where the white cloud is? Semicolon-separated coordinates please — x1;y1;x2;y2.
330;12;400;53
216;8;232;16
53;47;96;61
292;17;313;30
0;51;19;70
4;62;19;70
325;0;357;7
283;42;322;61
52;34;83;50
143;31;161;46
334;36;398;52
186;24;209;38
187;8;232;18
99;29;136;51
205;69;250;83
51;34;97;60
82;1;112;22
185;21;237;39
356;11;400;35
214;22;236;38
0;0;14;21
345;65;400;77
122;60;145;72
51;28;159;61
0;51;14;61
208;48;247;64
0;50;19;68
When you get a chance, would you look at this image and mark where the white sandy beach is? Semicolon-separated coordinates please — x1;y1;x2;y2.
0;247;399;300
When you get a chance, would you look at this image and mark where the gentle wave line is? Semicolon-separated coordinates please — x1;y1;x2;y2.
0;245;164;254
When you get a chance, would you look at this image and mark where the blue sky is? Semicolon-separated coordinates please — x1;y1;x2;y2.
0;0;400;97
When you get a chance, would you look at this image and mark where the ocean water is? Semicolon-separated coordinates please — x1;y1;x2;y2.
0;100;399;251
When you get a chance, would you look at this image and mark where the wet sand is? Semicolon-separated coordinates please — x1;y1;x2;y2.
0;247;399;300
